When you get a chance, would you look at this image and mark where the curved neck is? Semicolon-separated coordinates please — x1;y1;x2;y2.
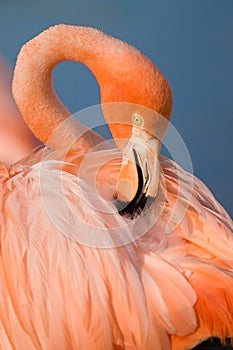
12;25;105;150
12;24;172;149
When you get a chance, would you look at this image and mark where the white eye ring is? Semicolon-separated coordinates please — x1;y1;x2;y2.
132;113;144;127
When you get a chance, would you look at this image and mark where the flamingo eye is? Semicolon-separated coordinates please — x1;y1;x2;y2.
132;113;144;127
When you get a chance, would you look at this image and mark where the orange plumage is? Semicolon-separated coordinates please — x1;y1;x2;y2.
0;24;232;349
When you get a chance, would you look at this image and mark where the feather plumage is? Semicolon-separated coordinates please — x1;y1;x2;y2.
0;145;232;349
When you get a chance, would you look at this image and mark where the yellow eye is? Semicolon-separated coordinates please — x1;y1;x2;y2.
132;113;144;126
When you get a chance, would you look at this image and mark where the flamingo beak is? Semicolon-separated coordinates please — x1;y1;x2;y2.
113;125;161;218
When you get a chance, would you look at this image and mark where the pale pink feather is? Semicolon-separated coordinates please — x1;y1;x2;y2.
0;144;232;349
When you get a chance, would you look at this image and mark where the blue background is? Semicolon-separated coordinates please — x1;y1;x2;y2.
0;0;232;217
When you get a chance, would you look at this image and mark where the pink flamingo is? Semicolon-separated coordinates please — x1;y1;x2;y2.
0;56;38;165
0;24;232;349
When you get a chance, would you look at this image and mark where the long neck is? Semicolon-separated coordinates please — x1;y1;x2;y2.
12;25;172;149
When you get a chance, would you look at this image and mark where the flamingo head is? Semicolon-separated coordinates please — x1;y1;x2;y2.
102;89;172;218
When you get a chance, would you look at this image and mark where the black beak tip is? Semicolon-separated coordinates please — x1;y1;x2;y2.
113;195;155;219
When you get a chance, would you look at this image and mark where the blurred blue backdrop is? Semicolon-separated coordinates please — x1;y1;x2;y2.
0;0;232;216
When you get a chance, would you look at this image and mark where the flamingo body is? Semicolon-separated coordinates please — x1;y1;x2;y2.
0;145;232;349
0;25;232;349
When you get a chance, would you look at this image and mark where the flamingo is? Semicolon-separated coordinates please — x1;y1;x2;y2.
0;24;232;349
0;56;38;165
